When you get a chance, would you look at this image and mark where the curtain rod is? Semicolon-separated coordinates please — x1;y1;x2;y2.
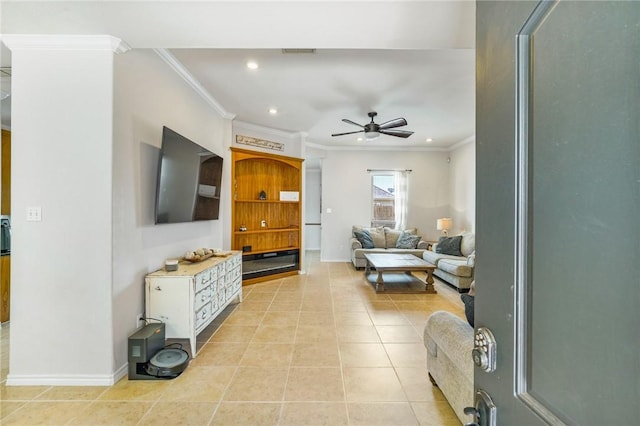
366;169;412;172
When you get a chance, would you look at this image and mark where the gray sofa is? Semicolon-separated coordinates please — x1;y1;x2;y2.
350;225;429;269
423;232;475;291
424;310;474;424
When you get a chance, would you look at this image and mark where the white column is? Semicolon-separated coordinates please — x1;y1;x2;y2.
3;35;129;385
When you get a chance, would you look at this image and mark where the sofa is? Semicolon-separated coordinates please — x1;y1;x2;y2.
422;232;475;291
424;310;474;424
350;225;429;269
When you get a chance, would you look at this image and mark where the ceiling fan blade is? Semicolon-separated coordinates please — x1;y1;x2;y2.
378;117;408;130
342;119;365;128
331;130;365;137
380;129;414;138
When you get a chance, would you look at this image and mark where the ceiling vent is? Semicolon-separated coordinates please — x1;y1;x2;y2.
281;48;316;54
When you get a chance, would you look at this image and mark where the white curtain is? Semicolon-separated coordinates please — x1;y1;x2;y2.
394;170;409;230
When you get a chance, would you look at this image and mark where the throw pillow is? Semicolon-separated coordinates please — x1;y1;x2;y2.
367;227;386;248
436;235;463;256
396;232;421;249
461;293;475;327
353;230;375;249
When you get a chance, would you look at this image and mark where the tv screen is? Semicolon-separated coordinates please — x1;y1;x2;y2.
155;126;223;224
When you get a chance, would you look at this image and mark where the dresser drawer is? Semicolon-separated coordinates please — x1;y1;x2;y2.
195;271;210;293
195;286;212;311
195;302;212;330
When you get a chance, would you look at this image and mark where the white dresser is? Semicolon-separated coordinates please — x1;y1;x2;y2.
145;251;242;356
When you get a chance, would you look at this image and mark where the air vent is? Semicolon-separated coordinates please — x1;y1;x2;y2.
281;48;316;54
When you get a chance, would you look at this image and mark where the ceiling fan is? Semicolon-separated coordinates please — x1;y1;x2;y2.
331;111;414;141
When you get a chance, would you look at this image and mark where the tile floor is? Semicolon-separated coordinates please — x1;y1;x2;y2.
0;252;465;425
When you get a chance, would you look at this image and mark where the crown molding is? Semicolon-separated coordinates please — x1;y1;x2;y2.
233;120;301;140
1;35;130;53
449;134;475;151
306;134;475;152
304;140;450;152
153;48;235;120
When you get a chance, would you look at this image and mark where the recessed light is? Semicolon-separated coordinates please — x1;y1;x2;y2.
268;108;278;115
246;61;258;70
426;138;433;143
357;137;364;142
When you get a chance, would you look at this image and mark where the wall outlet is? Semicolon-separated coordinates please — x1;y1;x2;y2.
136;313;145;329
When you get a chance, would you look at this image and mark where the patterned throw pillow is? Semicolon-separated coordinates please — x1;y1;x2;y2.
353;230;375;249
436;236;463;256
395;232;421;249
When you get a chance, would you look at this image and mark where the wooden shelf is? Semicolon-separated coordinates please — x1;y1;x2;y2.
234;227;299;235
235;199;298;204
241;247;300;256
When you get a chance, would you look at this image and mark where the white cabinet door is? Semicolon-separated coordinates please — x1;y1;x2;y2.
146;277;192;339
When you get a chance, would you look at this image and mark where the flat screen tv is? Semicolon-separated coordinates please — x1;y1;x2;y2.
155;126;223;224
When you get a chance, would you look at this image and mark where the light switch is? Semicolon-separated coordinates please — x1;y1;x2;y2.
326;208;332;213
26;206;42;222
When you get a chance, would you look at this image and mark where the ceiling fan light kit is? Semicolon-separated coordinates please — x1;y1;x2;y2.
331;111;414;141
365;131;380;141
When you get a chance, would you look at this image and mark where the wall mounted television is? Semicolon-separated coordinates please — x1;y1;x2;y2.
155;126;223;224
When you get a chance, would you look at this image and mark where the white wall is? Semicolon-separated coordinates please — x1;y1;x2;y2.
449;140;475;233
5;41;229;384
7;38;116;383
112;49;230;375
320;149;451;262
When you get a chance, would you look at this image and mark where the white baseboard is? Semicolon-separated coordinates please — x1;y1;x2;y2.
6;363;129;386
113;362;129;383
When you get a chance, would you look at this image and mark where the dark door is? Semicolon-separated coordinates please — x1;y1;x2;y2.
475;1;639;424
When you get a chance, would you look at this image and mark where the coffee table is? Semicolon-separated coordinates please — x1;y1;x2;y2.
363;253;437;293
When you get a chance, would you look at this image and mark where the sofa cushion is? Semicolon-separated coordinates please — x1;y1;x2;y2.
384;228;402;248
369;227;386;248
436;236;463;256
396;232;421;249
386;248;427;257
423;250;464;266
460;233;476;257
353;230;374;249
438;258;473;278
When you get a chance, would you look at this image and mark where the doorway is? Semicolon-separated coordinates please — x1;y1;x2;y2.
304;158;322;251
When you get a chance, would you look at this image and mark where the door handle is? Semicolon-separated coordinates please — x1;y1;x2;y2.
464;389;497;426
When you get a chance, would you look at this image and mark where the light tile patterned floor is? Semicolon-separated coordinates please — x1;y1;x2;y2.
0;252;465;425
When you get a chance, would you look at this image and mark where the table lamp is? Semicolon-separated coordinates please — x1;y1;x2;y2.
437;218;453;236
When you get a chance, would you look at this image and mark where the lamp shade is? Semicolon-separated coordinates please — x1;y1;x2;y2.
437;218;453;232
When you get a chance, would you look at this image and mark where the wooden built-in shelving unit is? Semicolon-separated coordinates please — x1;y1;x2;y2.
230;147;303;284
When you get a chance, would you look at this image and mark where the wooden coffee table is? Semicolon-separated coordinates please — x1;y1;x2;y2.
363;253;437;293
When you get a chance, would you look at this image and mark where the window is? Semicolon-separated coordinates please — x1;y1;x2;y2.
370;171;409;229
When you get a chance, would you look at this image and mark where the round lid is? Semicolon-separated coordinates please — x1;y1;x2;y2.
149;348;189;368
